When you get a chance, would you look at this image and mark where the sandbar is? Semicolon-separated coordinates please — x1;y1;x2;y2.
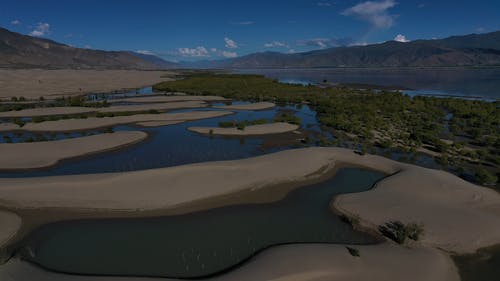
0;107;97;118
215;102;275;110
0;101;206;118
107;95;228;103
18;111;232;132
0;131;147;170
0;69;175;99
188;122;299;136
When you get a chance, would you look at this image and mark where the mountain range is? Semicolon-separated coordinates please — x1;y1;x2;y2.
1;26;500;69
193;31;500;68
0;27;178;69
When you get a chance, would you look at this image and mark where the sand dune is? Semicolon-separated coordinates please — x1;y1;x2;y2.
0;69;174;99
0;131;147;170
215;102;275;110
0;147;499;255
188;122;299;136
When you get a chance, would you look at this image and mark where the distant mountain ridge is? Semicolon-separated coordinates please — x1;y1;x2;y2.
0;27;178;69
190;31;500;69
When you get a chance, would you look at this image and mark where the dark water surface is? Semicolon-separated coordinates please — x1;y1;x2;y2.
0;104;318;177
235;68;500;99
453;245;500;281
18;168;385;278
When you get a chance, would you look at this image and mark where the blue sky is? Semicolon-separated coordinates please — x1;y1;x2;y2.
2;0;500;61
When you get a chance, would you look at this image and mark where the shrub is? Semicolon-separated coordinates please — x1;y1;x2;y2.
378;221;424;244
346;247;360;257
475;168;498;186
218;121;235;128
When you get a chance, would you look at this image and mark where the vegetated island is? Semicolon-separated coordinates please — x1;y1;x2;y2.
154;72;499;187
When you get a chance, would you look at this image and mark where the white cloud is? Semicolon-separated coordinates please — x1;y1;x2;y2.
287;49;297;54
394;34;409;42
178;46;210;57
29;22;51;37
222;51;238;58
264;41;289;48
231;21;254;25
475;27;486;33
342;0;397;28
84;45;92;49
136;50;156;55
10;20;21;25
298;38;354;49
224;37;238;49
210;48;217;52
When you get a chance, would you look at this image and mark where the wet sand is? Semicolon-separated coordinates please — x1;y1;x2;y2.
0;131;148;170
188;122;299;136
0;69;175;99
0;107;97;118
0;211;21;252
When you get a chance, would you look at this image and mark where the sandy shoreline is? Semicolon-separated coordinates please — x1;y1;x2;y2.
0;69;175;99
188;122;299;136
215;102;275;111
0;131;148;170
9;111;232;132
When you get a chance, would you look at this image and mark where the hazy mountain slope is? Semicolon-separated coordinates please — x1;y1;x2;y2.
199;31;500;69
0;27;176;69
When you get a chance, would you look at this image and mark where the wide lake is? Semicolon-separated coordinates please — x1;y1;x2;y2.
235;68;500;99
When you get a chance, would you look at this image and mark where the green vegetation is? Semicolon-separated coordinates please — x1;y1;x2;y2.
475;168;498;186
346;246;360;257
273;111;301;125
378;221;424;245
218;119;270;129
154;73;500;185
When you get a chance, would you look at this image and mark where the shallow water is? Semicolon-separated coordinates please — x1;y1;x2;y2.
235;68;500;99
18;168;385;278
452;245;500;281
0;104;318;177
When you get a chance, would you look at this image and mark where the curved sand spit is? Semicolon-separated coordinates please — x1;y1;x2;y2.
16;111;232;132
188;122;299;136
215;102;275;110
0;123;20;132
107;95;228;103
0;131;147;170
0;101;206;118
0;243;458;281
0;107;97;118
0;147;499;255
